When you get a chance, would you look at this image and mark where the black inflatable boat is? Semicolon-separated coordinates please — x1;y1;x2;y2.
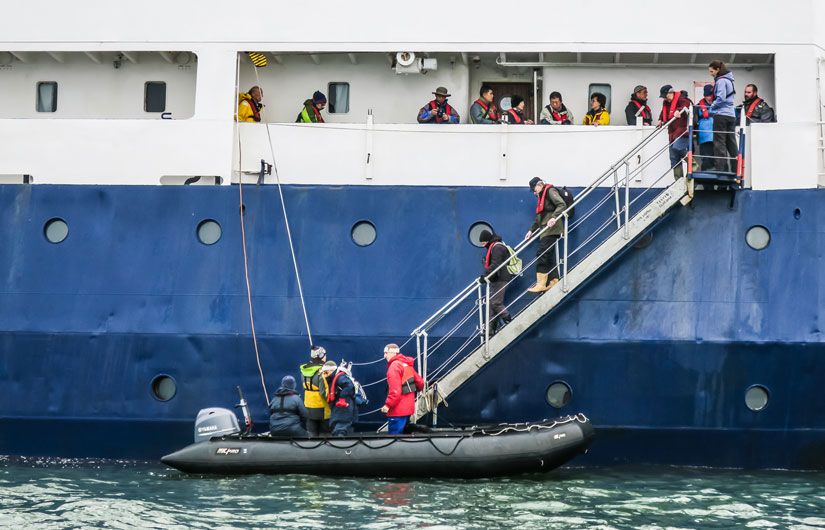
161;414;594;477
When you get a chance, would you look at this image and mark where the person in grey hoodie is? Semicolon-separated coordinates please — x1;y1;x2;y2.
708;60;738;172
269;375;309;437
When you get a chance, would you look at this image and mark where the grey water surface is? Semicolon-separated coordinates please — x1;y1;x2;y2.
2;456;825;529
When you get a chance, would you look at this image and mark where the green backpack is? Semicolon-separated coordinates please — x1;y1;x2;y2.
504;244;522;275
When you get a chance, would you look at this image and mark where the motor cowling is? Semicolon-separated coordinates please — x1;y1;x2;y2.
194;407;240;443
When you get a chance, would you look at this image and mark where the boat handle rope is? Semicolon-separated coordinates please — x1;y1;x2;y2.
287;434;469;456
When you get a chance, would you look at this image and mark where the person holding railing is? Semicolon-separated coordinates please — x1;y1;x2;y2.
526;177;568;292
657;85;692;180
380;344;424;435
478;230;513;335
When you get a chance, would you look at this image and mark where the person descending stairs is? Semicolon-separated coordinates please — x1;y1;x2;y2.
525;177;568;293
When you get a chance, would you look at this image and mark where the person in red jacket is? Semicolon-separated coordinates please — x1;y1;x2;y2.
379;343;424;435
656;85;692;180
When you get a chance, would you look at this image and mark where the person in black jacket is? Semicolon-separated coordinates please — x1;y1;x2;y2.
478;230;513;335
269;375;309;437
320;362;359;437
624;85;652;126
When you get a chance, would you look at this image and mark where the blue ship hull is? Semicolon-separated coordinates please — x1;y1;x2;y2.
1;184;823;469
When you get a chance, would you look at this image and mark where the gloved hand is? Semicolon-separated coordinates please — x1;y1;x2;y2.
335;398;349;408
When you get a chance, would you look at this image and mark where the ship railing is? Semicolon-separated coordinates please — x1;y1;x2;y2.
410;112;695;401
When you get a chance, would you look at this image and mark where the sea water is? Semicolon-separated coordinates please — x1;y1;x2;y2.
2;457;825;529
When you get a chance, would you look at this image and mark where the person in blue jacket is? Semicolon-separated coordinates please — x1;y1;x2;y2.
694;84;715;170
708;60;737;172
269;375;309;437
320;362;359;437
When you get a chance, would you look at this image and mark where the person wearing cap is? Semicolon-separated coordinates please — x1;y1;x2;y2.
296;91;326;123
478;230;513;335
525;177;568;292
237;86;264;123
380;344;424;435
417;87;460;124
319;361;359;437
624;85;652;126
694;84;715;170
656;84;692;180
539;91;574;125
269;375;309;437
470;84;501;124
505;95;533;124
583;92;610;125
299;345;331;436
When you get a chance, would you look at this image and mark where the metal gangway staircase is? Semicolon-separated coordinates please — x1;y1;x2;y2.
410;112;720;424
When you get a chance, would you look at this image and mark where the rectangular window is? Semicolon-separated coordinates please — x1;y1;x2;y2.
588;83;611;113
328;82;350;114
36;82;58;112
144;81;167;112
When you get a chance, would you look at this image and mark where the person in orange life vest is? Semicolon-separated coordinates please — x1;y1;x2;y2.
417;86;460;124
740;84;776;124
694;84;715;170
319;361;358;437
478;230;513;336
525;177;568;293
540;92;574;125
624;85;652;126
505;95;533;125
380;344;424;435
237;86;264;122
470;84;501;124
656;85;692;180
296;91;326;123
583;92;610;125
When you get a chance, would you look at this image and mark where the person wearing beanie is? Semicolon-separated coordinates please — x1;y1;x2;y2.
319;361;359;437
299;345;331;436
478;230;513;335
417;86;460;124
237;86;264;123
656;84;692;180
525;177;568;292
296;91;327;123
583;92;610;125
504;95;533;125
694;84;715;170
269;375;309;437
624;85;652;126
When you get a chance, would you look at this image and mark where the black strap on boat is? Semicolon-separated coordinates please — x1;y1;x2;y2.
287;433;469;456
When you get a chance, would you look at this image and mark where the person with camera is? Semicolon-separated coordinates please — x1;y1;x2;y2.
417;86;460;124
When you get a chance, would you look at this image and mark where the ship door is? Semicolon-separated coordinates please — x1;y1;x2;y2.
486;82;534;122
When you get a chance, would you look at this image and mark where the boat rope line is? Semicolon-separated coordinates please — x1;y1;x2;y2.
284;434;469;456
250;64;314;347
236;55;269;405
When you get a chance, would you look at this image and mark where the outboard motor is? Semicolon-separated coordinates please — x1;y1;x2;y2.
193;407;241;443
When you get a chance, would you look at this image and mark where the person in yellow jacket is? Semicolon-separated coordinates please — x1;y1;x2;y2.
299;345;331;436
583;92;610;126
237;86;264;122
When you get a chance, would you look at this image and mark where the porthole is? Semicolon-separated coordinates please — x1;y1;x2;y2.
44;218;68;243
468;222;494;248
633;232;653;249
745;385;769;412
351;221;376;247
545;381;571;409
151;375;177;402
794;208;801;220
197;219;222;245
745;225;770;250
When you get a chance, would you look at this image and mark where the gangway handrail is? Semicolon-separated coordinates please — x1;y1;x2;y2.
411;115;679;338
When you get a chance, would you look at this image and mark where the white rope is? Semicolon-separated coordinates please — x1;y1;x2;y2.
249;66;314;346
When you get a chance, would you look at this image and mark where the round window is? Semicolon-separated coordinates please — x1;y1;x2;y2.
633;232;653;250
151;375;177;402
44;218;69;244
351;221;376;247
745;385;769;412
545;381;571;409
499;97;512;111
197;219;222;245
468;222;494;248
745;226;770;250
